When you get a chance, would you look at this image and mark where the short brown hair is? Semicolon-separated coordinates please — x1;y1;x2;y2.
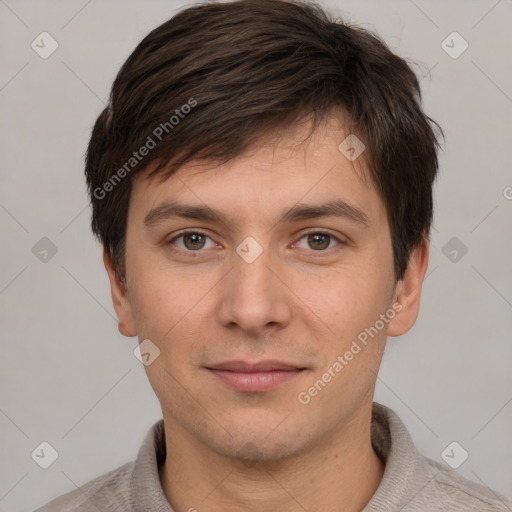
85;0;441;282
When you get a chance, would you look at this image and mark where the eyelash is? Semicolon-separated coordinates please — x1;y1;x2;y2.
166;229;345;256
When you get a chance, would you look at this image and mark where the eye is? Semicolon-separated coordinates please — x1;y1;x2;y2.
294;232;341;251
168;231;216;251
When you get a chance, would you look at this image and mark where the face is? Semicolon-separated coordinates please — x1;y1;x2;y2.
106;115;428;463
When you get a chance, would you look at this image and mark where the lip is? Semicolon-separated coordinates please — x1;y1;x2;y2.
206;360;306;392
208;360;304;372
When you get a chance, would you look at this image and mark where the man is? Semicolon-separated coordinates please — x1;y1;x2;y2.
35;0;511;510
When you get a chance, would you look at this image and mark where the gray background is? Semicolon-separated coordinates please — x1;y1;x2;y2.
1;0;511;510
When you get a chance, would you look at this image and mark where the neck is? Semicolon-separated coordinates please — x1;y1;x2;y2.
159;402;384;512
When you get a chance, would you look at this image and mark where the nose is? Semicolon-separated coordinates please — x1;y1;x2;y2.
216;242;292;337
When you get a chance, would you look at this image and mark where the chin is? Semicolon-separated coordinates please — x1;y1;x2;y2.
201;418;318;464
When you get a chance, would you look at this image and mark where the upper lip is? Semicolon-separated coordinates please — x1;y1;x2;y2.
207;360;305;372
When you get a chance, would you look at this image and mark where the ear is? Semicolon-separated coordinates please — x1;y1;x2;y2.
387;238;429;337
103;248;137;337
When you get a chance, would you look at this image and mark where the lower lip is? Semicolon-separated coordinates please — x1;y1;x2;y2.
208;369;304;392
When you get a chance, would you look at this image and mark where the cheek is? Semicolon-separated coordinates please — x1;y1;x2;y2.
297;271;391;405
130;282;186;341
292;262;392;341
127;260;217;365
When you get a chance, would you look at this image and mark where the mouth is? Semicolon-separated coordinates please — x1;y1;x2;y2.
205;360;307;393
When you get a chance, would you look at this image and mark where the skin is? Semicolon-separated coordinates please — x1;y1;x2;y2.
104;114;429;512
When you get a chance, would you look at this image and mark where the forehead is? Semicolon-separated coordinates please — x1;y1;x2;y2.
129;115;384;229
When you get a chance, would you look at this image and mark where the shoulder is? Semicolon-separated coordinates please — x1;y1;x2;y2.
33;461;135;512
369;403;511;512
421;456;512;511
33;418;167;512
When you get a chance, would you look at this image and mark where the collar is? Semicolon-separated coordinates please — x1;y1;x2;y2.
131;402;433;511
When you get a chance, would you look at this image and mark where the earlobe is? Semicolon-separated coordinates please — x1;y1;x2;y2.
103;248;137;337
387;238;429;338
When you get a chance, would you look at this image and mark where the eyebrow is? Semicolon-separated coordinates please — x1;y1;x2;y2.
143;199;370;229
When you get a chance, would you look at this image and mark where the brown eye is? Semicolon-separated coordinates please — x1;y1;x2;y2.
307;233;332;250
294;232;342;252
183;233;206;250
169;231;215;252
